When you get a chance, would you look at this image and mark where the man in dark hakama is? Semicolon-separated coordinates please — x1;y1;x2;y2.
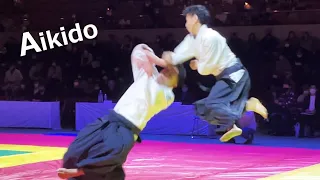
162;5;268;142
57;44;186;180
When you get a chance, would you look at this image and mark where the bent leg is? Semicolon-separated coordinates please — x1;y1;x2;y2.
246;97;268;119
62;118;108;169
220;124;242;142
194;79;243;127
241;127;255;144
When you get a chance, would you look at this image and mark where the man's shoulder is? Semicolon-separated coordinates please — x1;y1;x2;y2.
200;29;225;46
202;28;223;39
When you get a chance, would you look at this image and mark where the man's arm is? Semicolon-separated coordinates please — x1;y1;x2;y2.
164;34;195;65
143;50;168;68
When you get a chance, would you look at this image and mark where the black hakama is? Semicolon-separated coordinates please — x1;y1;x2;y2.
194;59;251;127
62;110;141;180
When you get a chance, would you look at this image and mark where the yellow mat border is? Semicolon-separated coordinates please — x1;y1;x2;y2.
259;163;320;180
0;144;66;168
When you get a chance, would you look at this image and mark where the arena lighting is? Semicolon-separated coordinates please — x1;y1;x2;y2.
244;2;252;9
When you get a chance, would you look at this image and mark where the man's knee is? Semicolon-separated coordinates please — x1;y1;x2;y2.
204;102;225;113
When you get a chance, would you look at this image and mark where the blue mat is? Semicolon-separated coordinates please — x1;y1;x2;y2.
45;132;77;136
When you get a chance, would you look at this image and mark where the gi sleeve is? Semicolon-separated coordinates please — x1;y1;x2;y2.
171;34;195;65
131;47;161;81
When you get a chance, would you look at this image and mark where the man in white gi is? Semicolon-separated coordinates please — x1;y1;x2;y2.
57;44;186;180
162;5;268;142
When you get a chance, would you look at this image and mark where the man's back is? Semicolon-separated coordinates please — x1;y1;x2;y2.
114;45;174;130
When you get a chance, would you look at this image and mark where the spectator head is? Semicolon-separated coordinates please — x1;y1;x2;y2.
108;80;115;89
156;35;161;42
124;35;132;43
39;85;45;91
83;49;89;55
302;32;310;40
72;46;77;53
102;75;108;82
73;80;79;87
34;81;39;88
287;31;296;39
0;47;7;54
310;85;317;95
231;32;238;38
31;53;37;60
66;44;72;51
283;83;290;89
36;62;43;68
248;33;256;41
302;85;309;95
296;49;303;57
278;55;284;61
118;77;124;83
9;64;16;70
145;0;151;6
285;71;292;79
94;84;100;90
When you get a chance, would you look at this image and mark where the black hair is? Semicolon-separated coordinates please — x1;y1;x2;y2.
176;64;186;88
182;5;211;25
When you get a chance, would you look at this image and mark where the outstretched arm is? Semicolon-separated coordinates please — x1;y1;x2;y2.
143;50;168;68
163;34;195;65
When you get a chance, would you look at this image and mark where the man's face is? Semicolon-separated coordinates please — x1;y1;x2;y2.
310;86;317;95
108;80;115;89
185;14;197;35
157;66;179;88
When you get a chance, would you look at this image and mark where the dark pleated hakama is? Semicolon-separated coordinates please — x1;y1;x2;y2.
62;110;141;180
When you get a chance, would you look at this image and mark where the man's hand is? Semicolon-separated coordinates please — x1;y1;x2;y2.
189;59;198;70
162;51;173;65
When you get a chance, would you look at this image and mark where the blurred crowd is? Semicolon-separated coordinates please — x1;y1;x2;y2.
0;29;319;135
1;0;320;31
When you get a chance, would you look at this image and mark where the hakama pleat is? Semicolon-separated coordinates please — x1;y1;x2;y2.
194;61;251;127
62;110;140;180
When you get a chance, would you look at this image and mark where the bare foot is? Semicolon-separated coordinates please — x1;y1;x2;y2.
220;124;242;142
246;97;268;119
57;168;84;179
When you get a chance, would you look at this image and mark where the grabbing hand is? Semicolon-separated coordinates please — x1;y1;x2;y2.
162;51;173;64
189;59;198;70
